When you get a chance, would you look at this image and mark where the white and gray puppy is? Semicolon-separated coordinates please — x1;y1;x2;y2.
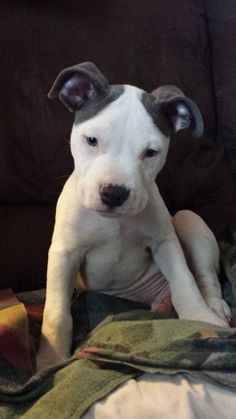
37;62;231;371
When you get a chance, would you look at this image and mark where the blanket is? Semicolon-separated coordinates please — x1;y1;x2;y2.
1;284;236;419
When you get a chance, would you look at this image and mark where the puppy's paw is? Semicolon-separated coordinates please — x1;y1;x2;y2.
36;336;70;372
36;349;69;372
204;313;229;328
206;297;232;324
36;354;54;372
186;308;229;327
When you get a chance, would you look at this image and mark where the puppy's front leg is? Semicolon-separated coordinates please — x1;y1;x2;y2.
173;210;231;323
36;245;80;371
151;230;228;327
37;174;83;371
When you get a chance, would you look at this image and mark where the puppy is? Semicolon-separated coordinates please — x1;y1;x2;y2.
37;62;231;370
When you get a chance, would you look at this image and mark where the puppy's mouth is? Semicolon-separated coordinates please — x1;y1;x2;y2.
85;189;147;217
95;207;125;217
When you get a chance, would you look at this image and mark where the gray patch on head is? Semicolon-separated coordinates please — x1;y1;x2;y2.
75;85;125;125
141;92;172;137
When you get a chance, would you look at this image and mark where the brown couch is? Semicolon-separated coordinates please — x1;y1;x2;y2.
0;0;236;292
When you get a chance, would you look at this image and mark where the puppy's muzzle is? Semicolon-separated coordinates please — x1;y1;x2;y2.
99;184;130;208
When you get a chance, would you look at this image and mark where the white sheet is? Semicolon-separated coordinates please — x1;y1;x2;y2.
83;372;236;419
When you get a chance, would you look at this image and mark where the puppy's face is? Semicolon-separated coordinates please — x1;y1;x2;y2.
70;85;169;216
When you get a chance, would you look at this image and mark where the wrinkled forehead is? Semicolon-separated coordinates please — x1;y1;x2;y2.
74;85;170;139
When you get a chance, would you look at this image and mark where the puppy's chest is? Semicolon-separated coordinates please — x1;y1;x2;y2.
79;219;152;290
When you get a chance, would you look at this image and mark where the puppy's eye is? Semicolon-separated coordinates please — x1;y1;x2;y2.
86;137;98;147
144;149;159;158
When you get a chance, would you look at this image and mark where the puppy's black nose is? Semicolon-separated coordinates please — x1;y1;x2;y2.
99;184;130;208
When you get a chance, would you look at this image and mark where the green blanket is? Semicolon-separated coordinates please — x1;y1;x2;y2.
1;286;236;419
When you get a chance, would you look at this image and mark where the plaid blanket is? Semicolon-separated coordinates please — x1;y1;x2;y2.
0;286;236;419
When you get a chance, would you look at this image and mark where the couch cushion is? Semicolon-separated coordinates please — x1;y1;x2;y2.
0;0;219;205
204;0;236;182
0;206;54;291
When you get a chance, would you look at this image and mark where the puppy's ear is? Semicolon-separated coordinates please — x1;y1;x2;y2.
151;86;204;137
48;62;109;112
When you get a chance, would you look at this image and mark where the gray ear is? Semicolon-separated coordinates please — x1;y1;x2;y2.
48;62;109;112
151;86;204;137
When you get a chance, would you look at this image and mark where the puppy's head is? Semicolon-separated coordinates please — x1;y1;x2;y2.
49;62;203;216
